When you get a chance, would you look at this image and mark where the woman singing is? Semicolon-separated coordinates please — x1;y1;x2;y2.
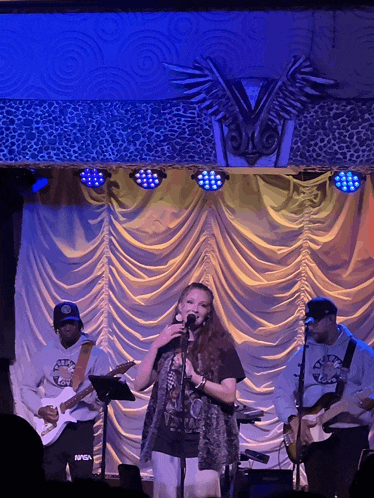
134;282;245;498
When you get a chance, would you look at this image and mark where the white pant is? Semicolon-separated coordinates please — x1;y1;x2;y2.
152;451;221;498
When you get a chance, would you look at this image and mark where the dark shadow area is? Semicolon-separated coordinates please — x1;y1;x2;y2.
0;169;25;414
0;413;150;496
0;0;368;15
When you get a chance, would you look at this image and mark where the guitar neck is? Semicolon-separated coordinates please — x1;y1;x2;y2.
62;362;134;411
320;385;374;426
64;384;95;410
320;399;349;425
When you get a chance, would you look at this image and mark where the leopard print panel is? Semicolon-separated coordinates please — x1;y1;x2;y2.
1;98;373;171
0;99;216;166
290;99;374;170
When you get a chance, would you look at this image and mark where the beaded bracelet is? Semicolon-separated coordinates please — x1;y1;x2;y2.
196;376;207;391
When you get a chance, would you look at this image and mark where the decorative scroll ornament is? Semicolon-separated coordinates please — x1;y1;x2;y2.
165;56;335;165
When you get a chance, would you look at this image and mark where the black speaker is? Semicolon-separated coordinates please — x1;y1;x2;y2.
233;469;293;498
118;464;143;492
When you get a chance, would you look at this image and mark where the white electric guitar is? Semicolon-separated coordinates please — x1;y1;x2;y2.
34;361;135;446
283;385;374;463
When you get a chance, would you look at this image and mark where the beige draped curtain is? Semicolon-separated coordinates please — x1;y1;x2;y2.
11;168;374;478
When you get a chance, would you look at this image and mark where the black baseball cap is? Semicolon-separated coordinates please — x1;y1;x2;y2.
53;301;82;329
305;297;338;321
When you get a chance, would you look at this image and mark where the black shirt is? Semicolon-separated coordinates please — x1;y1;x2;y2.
152;343;245;458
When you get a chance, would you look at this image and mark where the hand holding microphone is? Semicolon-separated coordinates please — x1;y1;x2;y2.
155;323;185;349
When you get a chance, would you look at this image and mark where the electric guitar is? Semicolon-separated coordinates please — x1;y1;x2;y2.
283;386;374;464
34;361;135;446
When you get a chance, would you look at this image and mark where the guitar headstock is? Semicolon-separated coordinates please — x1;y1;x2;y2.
110;361;136;377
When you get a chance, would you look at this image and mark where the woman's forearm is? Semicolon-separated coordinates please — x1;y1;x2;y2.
133;343;159;391
134;323;185;391
191;374;236;405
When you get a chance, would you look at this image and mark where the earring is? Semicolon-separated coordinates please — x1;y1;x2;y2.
175;313;182;322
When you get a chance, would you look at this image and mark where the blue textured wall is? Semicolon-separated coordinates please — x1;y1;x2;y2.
2;10;374;100
0;11;337;101
0;11;305;100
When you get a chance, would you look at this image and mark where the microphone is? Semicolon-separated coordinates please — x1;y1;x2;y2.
305;317;314;326
178;314;196;412
182;314;196;343
186;314;196;330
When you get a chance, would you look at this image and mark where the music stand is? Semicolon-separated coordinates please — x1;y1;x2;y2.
89;375;135;481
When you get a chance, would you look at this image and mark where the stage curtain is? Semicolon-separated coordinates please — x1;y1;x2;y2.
10;168;374;477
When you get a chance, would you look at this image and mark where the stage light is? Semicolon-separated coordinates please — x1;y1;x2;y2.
130;169;166;189
79;168;110;188
29;169;49;193
192;170;228;192
31;176;49;193
4;168;50;197
333;171;362;193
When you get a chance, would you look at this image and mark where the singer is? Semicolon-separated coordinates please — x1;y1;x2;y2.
134;282;245;498
274;297;374;498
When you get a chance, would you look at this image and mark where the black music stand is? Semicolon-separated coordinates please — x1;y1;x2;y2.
89;375;135;481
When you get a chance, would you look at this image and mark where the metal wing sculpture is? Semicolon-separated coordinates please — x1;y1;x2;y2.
164;56;335;165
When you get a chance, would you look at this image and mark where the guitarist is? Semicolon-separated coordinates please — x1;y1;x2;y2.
274;297;374;498
20;301;110;481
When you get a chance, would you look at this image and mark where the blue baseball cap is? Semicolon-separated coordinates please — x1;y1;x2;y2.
53;301;82;329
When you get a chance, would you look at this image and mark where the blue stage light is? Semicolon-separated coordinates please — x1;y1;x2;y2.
333;171;362;193
192;170;228;192
130;169;166;190
79;168;110;188
30;174;49;193
5;168;49;197
29;169;49;193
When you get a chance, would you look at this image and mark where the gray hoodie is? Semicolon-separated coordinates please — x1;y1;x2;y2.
274;324;374;428
20;332;110;421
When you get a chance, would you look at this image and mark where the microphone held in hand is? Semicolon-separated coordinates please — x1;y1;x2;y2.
186;314;196;330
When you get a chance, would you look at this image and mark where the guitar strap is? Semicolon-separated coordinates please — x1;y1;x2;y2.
335;336;357;399
72;341;95;391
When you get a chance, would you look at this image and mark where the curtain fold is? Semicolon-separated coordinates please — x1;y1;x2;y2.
11;168;374;478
